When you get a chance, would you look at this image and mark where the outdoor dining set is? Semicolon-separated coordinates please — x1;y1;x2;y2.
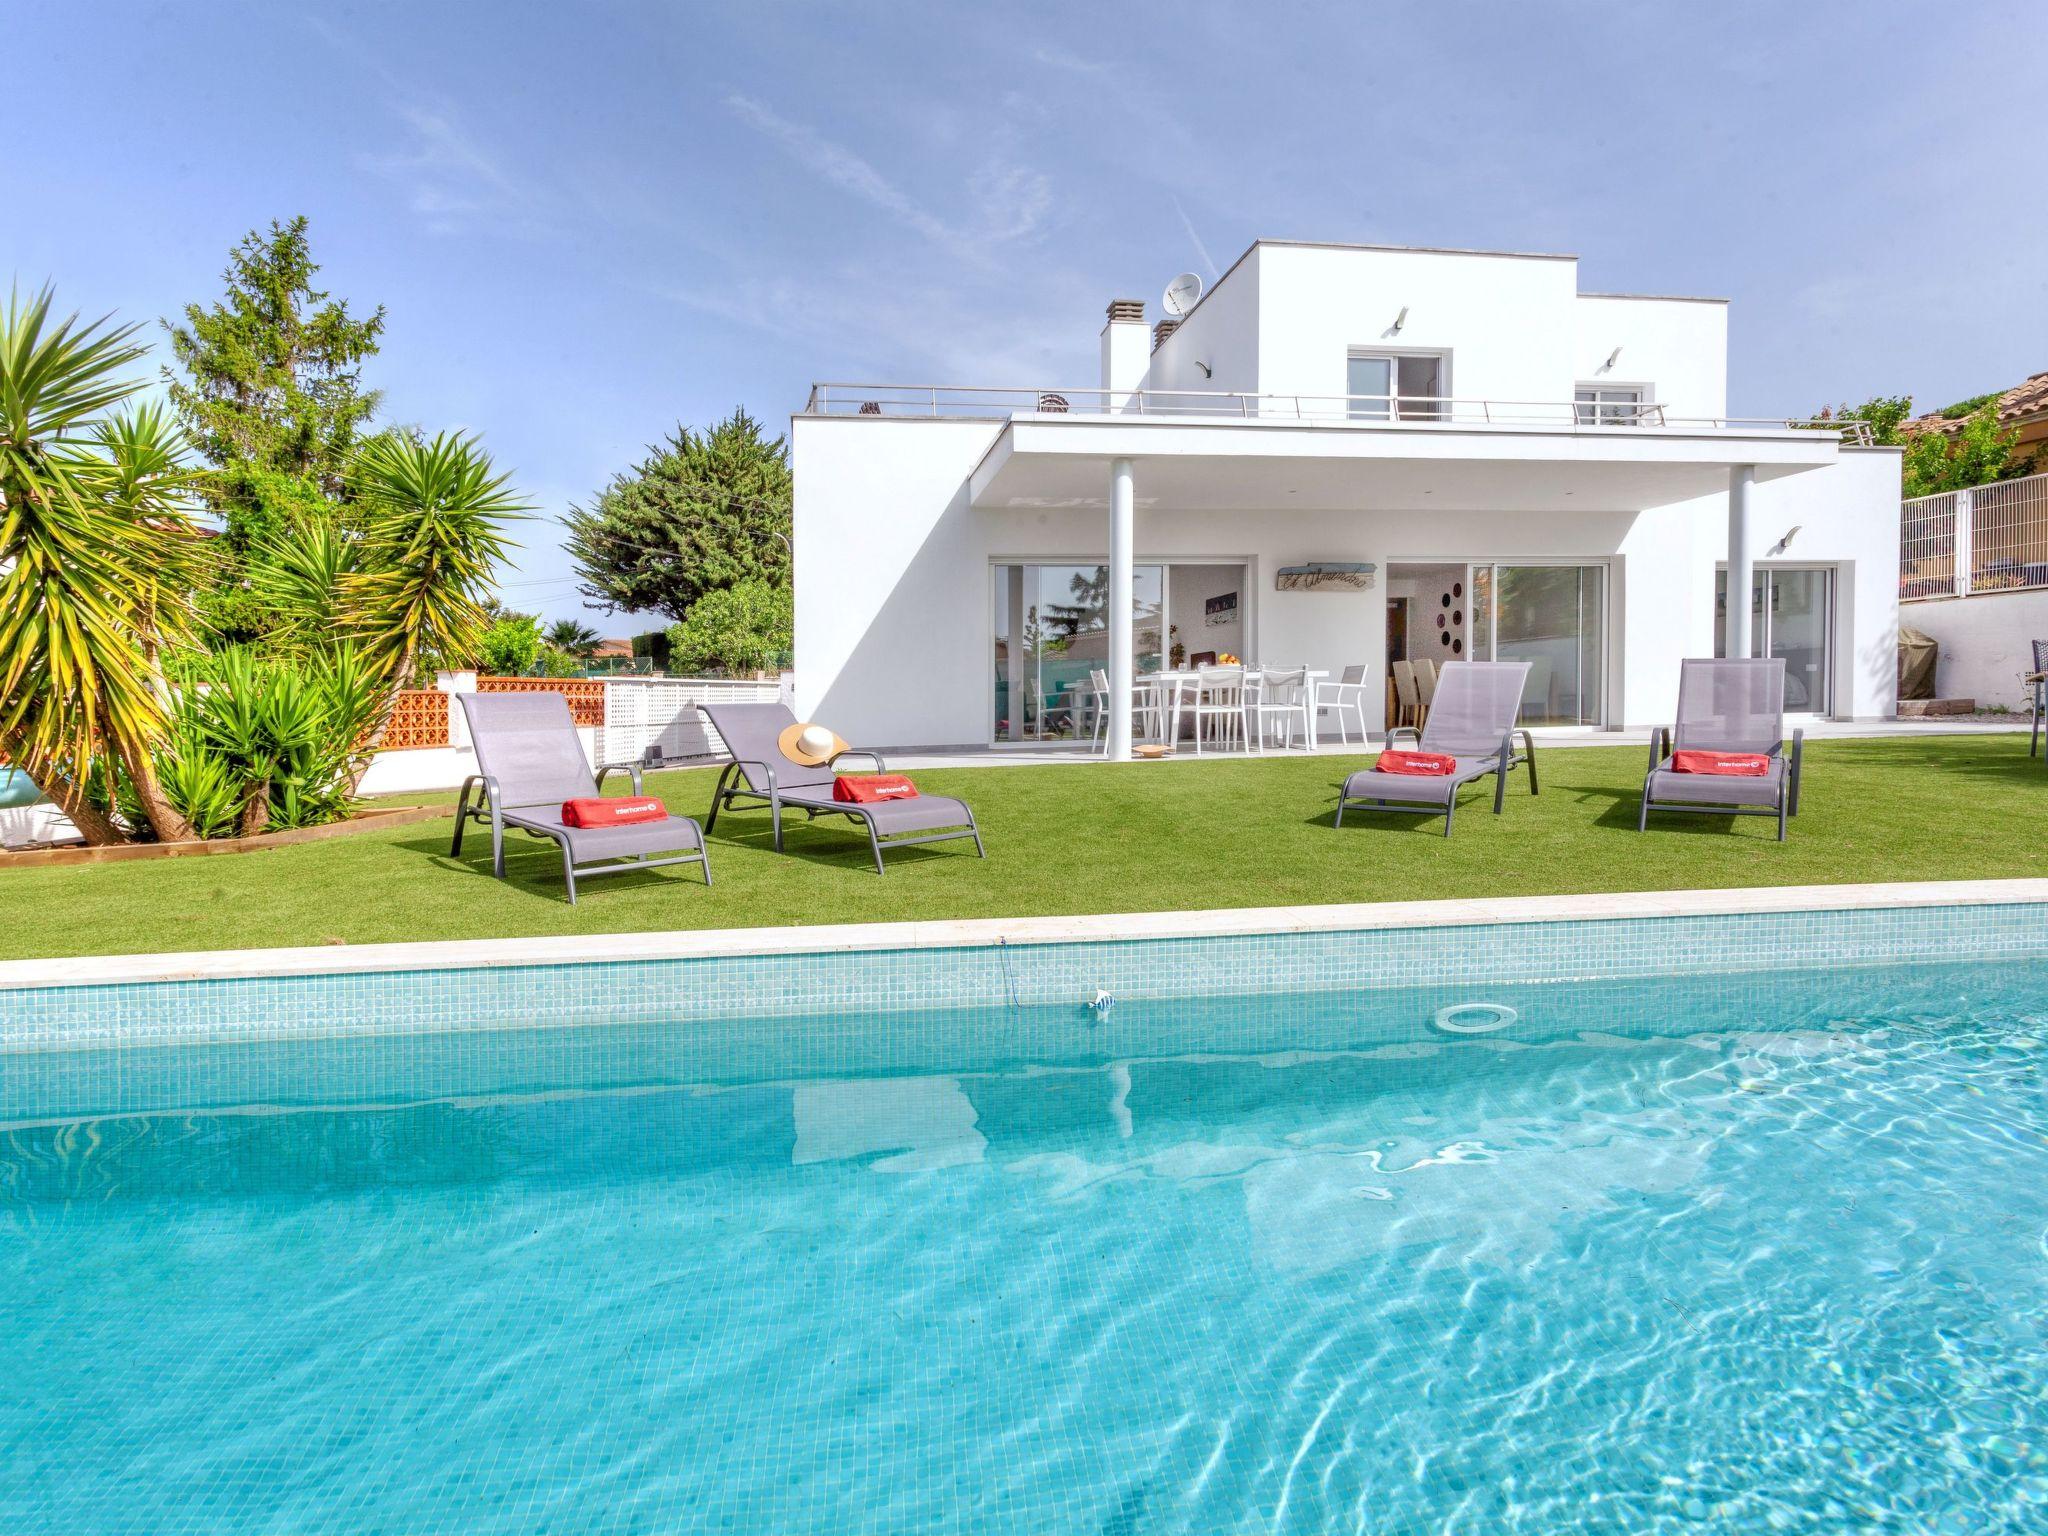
1068;663;1377;754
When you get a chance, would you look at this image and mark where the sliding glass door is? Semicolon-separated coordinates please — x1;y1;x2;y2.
1465;563;1607;725
1716;567;1832;714
991;563;1163;742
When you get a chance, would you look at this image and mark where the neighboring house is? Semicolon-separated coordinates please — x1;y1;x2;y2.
791;238;1902;754
591;637;634;662
1904;371;2048;470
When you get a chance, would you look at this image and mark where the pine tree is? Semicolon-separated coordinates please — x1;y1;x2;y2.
163;216;386;541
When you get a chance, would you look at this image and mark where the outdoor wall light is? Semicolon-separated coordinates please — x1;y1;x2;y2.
1392;305;1409;333
1769;525;1802;555
1195;360;1212;378
1602;346;1623;372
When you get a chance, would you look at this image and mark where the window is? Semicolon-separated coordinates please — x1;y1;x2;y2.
1348;353;1446;420
1575;385;1646;425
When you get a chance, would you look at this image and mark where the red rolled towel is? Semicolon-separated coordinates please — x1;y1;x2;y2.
833;773;920;803
561;795;668;826
1374;749;1457;776
1670;750;1770;777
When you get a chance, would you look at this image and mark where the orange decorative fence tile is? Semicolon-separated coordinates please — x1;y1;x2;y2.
475;676;607;727
382;690;451;750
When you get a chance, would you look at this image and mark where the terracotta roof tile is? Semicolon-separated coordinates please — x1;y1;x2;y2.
1907;370;2048;434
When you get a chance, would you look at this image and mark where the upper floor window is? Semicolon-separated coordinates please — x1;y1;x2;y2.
1348;352;1446;420
1575;385;1646;425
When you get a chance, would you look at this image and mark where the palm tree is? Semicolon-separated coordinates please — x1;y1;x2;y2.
546;618;602;657
343;430;528;780
0;287;201;843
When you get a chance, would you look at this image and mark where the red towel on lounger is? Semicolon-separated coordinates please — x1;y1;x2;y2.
561;796;668;827
1670;750;1770;777
833;774;920;803
1374;749;1456;776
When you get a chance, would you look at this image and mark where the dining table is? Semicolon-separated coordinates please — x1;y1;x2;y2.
1137;668;1332;750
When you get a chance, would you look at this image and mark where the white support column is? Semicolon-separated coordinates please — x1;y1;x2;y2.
1108;457;1136;761
1727;465;1755;658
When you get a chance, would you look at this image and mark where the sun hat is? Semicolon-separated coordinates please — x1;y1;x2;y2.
778;720;851;766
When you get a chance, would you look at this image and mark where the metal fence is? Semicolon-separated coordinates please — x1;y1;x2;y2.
1901;469;2048;600
597;676;784;767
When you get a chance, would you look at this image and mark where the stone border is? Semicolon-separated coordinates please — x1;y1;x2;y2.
0;805;447;869
3;878;2045;992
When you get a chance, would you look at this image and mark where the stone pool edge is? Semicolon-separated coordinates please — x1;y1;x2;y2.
8;878;2048;992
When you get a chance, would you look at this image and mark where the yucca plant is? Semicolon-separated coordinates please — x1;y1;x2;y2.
343;430;527;784
0;286;202;843
154;728;244;840
248;514;360;646
169;643;387;835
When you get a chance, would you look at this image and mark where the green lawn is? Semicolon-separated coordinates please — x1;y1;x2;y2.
2;735;2043;962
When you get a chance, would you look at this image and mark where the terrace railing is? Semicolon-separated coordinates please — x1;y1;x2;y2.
1900;469;2048;600
802;383;1874;444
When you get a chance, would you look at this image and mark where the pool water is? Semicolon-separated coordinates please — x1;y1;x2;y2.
6;960;2048;1533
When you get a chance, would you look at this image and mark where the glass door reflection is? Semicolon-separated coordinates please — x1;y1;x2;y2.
992;563;1163;742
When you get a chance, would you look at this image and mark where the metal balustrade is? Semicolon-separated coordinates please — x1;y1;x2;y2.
802;383;1873;444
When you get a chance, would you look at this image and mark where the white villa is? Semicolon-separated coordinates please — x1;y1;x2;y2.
790;238;1901;756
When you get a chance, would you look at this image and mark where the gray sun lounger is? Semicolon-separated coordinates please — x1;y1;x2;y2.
1638;657;1802;840
451;691;709;902
698;701;985;874
1333;660;1537;836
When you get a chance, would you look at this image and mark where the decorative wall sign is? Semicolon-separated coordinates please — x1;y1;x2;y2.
1204;591;1239;627
1275;562;1376;592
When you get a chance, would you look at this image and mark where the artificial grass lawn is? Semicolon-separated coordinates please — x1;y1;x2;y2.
3;735;2043;962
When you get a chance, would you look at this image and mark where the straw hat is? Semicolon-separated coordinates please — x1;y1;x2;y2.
778;720;850;766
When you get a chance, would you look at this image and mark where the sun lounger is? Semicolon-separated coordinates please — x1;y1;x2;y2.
1333;661;1536;835
451;691;709;902
1637;657;1802;840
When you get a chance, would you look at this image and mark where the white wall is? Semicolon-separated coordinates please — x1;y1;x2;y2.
1252;243;1582;406
1144;243;1729;423
1902;588;2048;709
1167;562;1245;661
793;416;1005;745
1143;246;1263;400
1573;295;1728;420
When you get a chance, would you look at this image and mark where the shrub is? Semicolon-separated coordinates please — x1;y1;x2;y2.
475;615;543;676
664;580;793;676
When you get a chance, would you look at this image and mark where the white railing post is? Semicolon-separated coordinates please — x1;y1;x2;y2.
1954;486;1974;596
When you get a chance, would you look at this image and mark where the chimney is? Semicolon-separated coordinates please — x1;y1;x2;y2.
1100;299;1148;405
1151;317;1180;352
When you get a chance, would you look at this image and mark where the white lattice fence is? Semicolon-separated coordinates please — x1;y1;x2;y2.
600;677;785;765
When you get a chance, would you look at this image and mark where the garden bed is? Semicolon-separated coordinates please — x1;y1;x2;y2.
0;805;447;869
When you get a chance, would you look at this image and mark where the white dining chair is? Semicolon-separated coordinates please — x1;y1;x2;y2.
1245;667;1313;751
1314;664;1372;746
1189;666;1246;753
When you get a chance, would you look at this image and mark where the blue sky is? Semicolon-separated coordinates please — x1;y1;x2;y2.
12;1;2045;626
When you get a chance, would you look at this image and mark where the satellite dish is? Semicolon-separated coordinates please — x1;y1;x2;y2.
1162;272;1203;318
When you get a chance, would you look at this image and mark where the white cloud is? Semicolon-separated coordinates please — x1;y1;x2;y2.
724;94;1052;261
359;104;532;232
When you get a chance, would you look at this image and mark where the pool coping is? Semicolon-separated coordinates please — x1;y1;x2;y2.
5;878;2046;992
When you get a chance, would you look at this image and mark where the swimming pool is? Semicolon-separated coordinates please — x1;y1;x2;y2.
6;901;2048;1532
